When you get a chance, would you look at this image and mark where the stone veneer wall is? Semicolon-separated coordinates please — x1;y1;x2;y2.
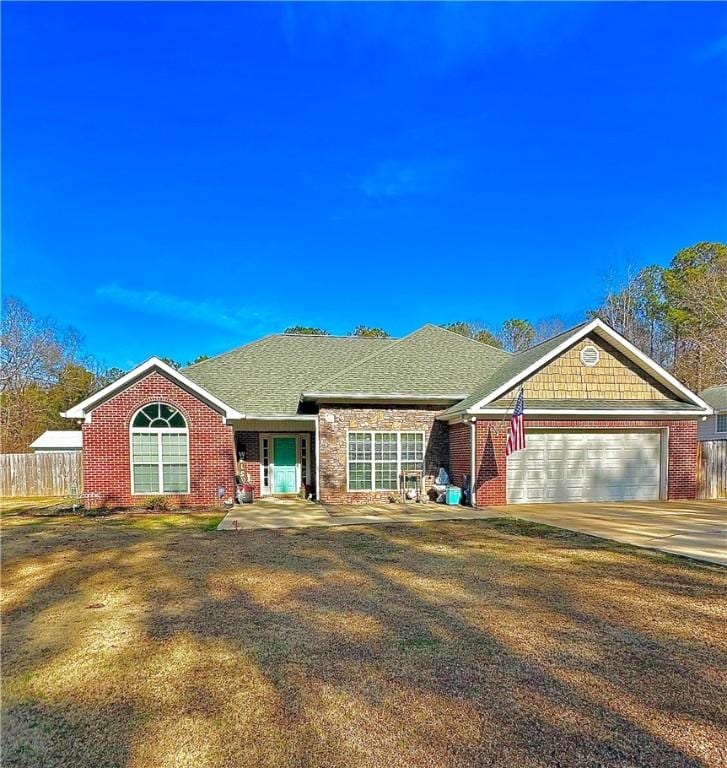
318;405;449;504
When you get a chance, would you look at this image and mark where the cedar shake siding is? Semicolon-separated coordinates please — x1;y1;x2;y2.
318;405;448;504
82;370;235;507
459;418;699;507
496;335;678;404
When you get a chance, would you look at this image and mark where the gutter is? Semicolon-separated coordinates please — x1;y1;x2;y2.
301;391;468;404
314;415;321;502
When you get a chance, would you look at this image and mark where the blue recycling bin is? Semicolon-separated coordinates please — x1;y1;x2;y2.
445;486;462;505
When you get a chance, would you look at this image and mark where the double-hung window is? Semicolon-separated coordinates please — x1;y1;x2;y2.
717;412;727;434
347;431;424;491
131;403;189;494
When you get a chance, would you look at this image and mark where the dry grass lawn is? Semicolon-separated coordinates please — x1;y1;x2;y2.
1;508;725;768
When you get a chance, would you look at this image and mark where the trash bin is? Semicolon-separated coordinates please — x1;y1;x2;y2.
445;486;462;505
240;485;254;504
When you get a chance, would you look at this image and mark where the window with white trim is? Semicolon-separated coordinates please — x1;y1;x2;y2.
131;403;189;494
301;435;309;484
347;431;425;491
717;412;727;434
261;437;270;491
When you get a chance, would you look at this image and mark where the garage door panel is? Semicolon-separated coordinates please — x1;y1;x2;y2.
506;431;661;504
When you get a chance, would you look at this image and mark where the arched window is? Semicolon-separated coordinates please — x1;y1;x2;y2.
130;403;189;494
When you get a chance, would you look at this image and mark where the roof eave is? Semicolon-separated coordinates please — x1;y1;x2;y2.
301;391;468;404
62;357;244;421
465;319;712;413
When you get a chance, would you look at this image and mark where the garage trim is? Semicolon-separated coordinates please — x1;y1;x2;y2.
506;426;669;504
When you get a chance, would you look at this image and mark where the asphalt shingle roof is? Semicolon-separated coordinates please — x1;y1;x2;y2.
306;324;511;396
700;384;727;411
182;322;702;418
183;326;511;416
183;334;393;415
440;324;590;417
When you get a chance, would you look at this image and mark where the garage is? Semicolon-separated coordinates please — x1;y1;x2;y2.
506;430;663;503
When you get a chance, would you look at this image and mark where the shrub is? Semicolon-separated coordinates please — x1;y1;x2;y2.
144;495;169;511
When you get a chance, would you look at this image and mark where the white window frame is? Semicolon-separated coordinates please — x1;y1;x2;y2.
716;412;727;434
129;404;190;495
346;430;425;492
260;435;271;495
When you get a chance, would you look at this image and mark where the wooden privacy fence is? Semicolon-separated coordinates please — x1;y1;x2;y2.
0;452;83;497
697;440;727;499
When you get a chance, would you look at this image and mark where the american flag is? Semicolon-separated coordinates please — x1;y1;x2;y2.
505;388;526;456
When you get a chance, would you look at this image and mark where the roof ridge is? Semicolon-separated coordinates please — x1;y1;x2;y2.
304;326;428;391
182;334;276;371
277;332;397;340
432;323;512;355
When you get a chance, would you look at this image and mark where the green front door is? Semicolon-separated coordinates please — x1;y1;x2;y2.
273;437;297;493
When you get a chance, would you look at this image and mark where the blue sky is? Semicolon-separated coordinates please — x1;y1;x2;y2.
3;2;726;369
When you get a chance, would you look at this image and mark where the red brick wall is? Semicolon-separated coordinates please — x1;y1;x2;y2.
235;431;261;498
82;370;235;508
458;418;700;506
448;422;471;490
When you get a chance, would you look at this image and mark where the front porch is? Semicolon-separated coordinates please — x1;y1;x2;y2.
233;418;317;500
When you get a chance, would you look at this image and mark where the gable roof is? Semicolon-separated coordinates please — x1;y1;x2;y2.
700;384;727;411
63;321;712;423
183;334;393;415
62;357;243;420
440;318;712;419
302;324;511;401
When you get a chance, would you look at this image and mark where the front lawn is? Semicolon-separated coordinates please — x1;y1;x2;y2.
0;497;225;532
1;511;725;767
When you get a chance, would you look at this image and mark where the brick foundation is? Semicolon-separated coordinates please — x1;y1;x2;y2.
82;370;235;508
461;418;699;506
318;405;448;504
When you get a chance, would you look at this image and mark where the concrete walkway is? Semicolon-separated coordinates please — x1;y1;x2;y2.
218;497;726;566
489;500;727;566
217;496;496;531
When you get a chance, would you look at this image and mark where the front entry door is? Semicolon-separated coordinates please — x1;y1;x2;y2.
273;437;297;493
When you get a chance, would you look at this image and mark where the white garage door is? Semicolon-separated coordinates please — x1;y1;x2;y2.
506;431;662;504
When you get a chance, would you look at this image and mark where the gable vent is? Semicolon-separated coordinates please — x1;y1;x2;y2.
580;345;600;367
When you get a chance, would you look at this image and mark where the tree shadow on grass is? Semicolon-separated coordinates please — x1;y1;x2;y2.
1;518;725;767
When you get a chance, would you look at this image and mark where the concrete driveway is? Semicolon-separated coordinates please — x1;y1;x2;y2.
492;499;726;566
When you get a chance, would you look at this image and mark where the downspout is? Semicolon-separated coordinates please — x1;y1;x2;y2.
470;417;477;508
314;415;321;503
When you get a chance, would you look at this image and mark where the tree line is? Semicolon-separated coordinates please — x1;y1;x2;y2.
2;240;723;453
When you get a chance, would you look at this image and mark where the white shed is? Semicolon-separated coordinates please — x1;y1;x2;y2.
29;430;83;453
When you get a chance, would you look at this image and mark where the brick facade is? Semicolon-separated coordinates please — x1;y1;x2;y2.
448;422;471;490
235;431;261;498
79;369;700;509
318;405;448;504
463;418;699;506
82;370;235;508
